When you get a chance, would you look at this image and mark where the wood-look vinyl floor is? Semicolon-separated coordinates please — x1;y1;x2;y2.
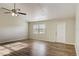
0;39;76;56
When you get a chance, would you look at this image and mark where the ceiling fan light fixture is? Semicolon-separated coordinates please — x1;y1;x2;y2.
15;14;18;16
12;13;15;16
12;13;18;16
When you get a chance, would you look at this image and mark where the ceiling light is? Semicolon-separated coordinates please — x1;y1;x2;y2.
12;13;15;16
12;13;18;16
15;14;18;16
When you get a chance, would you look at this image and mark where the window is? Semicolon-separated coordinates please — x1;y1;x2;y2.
33;24;38;34
33;24;45;34
39;24;45;34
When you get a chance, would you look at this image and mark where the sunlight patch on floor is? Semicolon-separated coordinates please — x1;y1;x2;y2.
0;42;28;56
4;42;29;51
0;46;11;56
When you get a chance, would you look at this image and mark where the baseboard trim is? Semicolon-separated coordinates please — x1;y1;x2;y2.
29;39;75;45
0;38;29;45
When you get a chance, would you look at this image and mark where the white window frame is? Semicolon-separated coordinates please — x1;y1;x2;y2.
33;24;45;34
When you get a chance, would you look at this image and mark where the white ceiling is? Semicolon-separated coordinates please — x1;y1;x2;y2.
0;3;76;21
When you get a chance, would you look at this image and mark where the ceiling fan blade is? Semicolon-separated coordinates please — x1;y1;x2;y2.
18;12;26;15
4;12;11;14
1;7;11;11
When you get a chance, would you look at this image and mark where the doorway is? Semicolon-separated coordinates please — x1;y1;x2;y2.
56;22;66;43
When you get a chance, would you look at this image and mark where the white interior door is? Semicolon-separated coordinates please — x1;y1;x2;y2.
56;22;66;43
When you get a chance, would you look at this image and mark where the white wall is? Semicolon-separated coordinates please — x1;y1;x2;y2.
0;15;28;43
75;4;79;56
28;18;75;45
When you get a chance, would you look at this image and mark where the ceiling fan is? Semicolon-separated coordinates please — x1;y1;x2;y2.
1;3;26;16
